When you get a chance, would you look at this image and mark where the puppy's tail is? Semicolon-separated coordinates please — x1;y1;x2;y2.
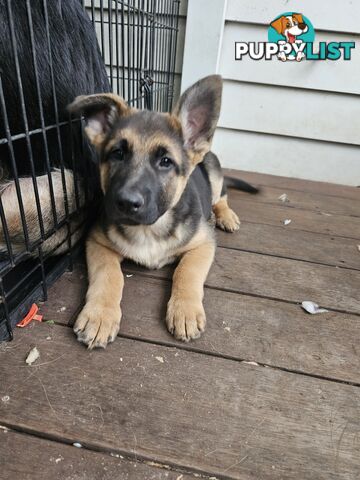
224;176;259;194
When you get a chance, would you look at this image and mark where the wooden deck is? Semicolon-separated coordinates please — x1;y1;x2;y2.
1;170;359;480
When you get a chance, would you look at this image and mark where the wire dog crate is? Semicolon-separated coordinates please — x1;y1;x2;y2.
86;0;181;111
0;0;181;341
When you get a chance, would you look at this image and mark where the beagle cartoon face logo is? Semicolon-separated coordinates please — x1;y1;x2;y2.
269;12;315;62
271;14;309;44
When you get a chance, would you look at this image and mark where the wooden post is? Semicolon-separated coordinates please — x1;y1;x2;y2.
180;0;227;91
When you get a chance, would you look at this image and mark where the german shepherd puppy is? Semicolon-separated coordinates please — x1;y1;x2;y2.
68;75;253;348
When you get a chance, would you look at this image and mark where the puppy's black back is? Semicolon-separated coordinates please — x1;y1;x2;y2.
188;163;212;220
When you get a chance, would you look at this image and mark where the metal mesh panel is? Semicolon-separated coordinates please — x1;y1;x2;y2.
86;0;180;111
0;0;181;341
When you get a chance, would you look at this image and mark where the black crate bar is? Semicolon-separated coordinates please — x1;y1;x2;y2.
0;0;181;341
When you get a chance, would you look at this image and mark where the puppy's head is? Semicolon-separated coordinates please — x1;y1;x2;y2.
271;14;308;41
68;76;222;226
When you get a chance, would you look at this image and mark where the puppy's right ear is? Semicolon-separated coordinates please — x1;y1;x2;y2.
172;75;222;160
270;16;286;34
67;93;130;147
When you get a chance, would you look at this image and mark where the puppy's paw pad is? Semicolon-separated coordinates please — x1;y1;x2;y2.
216;208;240;232
73;305;121;349
166;298;206;342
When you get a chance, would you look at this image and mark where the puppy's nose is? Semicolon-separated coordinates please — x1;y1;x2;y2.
298;23;307;30
117;190;144;213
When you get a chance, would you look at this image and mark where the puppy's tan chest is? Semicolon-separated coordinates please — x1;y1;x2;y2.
108;225;179;269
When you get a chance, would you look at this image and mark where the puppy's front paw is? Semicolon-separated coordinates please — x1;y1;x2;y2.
166;297;206;342
216;207;240;232
74;303;121;349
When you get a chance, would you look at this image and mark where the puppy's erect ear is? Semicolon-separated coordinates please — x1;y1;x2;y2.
270;16;286;34
67;93;129;147
172;75;222;158
292;13;304;24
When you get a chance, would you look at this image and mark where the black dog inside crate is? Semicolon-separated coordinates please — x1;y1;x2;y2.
0;0;180;341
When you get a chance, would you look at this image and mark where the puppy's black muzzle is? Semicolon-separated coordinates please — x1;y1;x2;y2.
105;165;168;226
117;189;145;214
106;184;161;226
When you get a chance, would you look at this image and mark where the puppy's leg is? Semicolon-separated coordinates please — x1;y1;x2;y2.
202;152;240;233
213;194;240;232
166;240;215;341
74;227;123;349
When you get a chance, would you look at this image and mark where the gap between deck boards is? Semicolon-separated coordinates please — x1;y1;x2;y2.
0;428;200;480
0;427;207;480
216;243;360;272
51;320;360;389
230;196;360;240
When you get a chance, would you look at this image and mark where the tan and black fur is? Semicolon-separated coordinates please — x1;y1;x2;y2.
68;75;254;348
0;169;85;256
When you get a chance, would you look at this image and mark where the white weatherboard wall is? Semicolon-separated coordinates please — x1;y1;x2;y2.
181;0;360;185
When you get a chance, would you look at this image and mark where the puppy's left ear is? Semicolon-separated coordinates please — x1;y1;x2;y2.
173;75;222;159
68;93;130;148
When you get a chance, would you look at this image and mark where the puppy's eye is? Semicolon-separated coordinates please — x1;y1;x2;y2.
110;148;125;161
287;22;291;27
158;157;173;169
110;140;128;161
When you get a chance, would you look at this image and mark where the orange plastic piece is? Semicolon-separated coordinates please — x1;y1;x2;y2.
16;303;43;328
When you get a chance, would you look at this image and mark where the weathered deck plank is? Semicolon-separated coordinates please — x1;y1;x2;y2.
125;249;360;314
41;269;360;384
39;268;87;324
209;249;360;314
0;324;359;480
0;429;192;480
230;196;360;239
228;183;360;218
225;169;360;201
216;222;360;270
